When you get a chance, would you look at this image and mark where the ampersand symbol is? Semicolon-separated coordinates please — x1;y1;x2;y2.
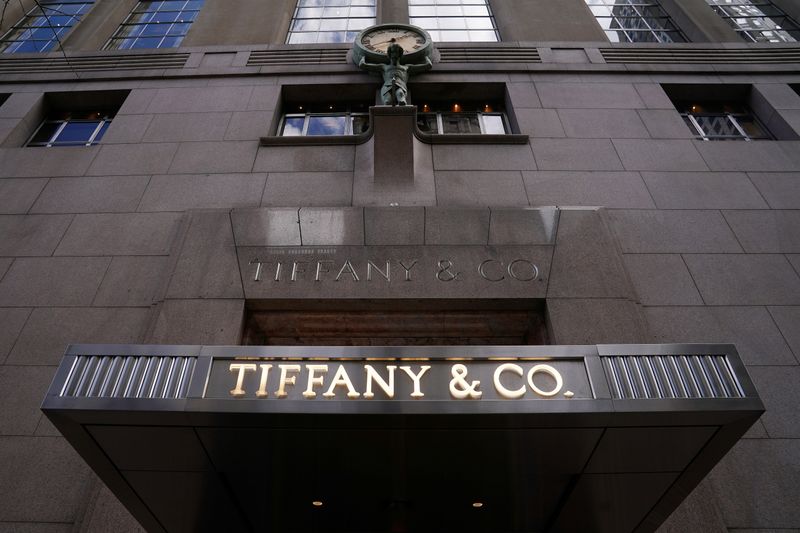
436;260;462;282
449;364;482;399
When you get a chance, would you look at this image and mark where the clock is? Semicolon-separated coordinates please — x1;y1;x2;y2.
352;23;434;65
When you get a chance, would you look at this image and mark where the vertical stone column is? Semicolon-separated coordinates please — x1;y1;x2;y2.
371;106;416;184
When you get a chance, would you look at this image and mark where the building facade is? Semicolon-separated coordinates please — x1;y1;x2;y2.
1;0;799;531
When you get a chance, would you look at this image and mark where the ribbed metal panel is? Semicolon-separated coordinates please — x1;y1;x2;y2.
248;48;349;66
600;47;800;64
0;53;190;74
602;355;744;399
438;47;540;63
60;355;195;399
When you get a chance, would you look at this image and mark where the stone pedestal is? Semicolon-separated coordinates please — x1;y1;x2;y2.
371;105;416;183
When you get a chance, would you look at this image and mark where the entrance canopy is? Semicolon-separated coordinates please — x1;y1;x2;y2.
43;343;762;533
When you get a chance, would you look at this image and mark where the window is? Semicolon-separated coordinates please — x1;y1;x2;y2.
416;101;508;134
678;102;770;140
663;84;779;141
280;103;370;136
27;110;113;147
584;0;686;42
409;0;500;42
105;0;204;50
287;0;376;44
706;0;800;43
0;1;94;53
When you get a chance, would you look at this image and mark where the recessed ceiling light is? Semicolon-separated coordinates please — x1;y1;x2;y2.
312;500;323;507
472;502;484;508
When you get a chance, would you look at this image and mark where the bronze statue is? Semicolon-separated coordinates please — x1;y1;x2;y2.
358;38;432;106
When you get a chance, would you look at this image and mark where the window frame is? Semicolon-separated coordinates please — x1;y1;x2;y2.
286;0;377;45
681;109;770;141
27;112;113;147
705;0;800;43
0;0;95;54
417;110;509;135
408;0;501;43
584;0;687;43
104;0;205;51
279;110;370;137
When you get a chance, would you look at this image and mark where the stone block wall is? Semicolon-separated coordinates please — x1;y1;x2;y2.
0;61;799;532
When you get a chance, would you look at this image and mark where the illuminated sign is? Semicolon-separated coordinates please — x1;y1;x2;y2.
206;357;593;400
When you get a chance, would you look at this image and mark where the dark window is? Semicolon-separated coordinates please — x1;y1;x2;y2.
706;0;800;43
0;1;94;53
28;110;113;147
663;84;775;141
584;0;686;43
678;102;770;141
105;0;205;50
416;101;508;134
23;90;129;148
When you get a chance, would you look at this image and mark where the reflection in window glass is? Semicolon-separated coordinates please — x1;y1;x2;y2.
0;1;94;54
287;0;376;44
105;0;205;50
584;0;686;43
706;0;799;42
416;102;508;134
280;103;370;136
409;0;500;42
27;111;114;147
678;102;771;140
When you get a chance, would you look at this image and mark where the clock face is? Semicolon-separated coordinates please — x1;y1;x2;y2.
360;28;427;55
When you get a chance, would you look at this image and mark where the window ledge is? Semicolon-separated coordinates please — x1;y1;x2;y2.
260;132;371;146
413;131;529;144
260;105;529;146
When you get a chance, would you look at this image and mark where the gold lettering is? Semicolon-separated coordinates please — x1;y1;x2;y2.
229;363;257;397
256;363;272;398
400;365;430;398
493;363;525;399
303;364;329;398
363;365;396;399
323;365;360;398
527;364;563;397
275;364;301;398
335;260;360;282
367;260;390;282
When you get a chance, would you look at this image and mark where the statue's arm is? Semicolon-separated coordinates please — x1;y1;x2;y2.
407;57;433;73
358;57;383;72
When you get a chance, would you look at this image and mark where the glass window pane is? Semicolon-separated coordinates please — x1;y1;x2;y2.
307;115;347;135
585;0;686;42
29;122;62;145
53;121;99;144
105;0;203;50
481;114;506;134
404;0;499;42
281;117;306;136
351;115;370;135
1;1;94;54
417;114;439;134
441;113;481;134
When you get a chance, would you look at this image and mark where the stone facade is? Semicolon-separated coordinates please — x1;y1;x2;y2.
1;0;800;531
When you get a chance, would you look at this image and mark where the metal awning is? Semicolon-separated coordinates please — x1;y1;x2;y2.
42;343;762;533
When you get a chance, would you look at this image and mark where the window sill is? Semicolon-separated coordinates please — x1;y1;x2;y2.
260;132;371;146
413;131;529;144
